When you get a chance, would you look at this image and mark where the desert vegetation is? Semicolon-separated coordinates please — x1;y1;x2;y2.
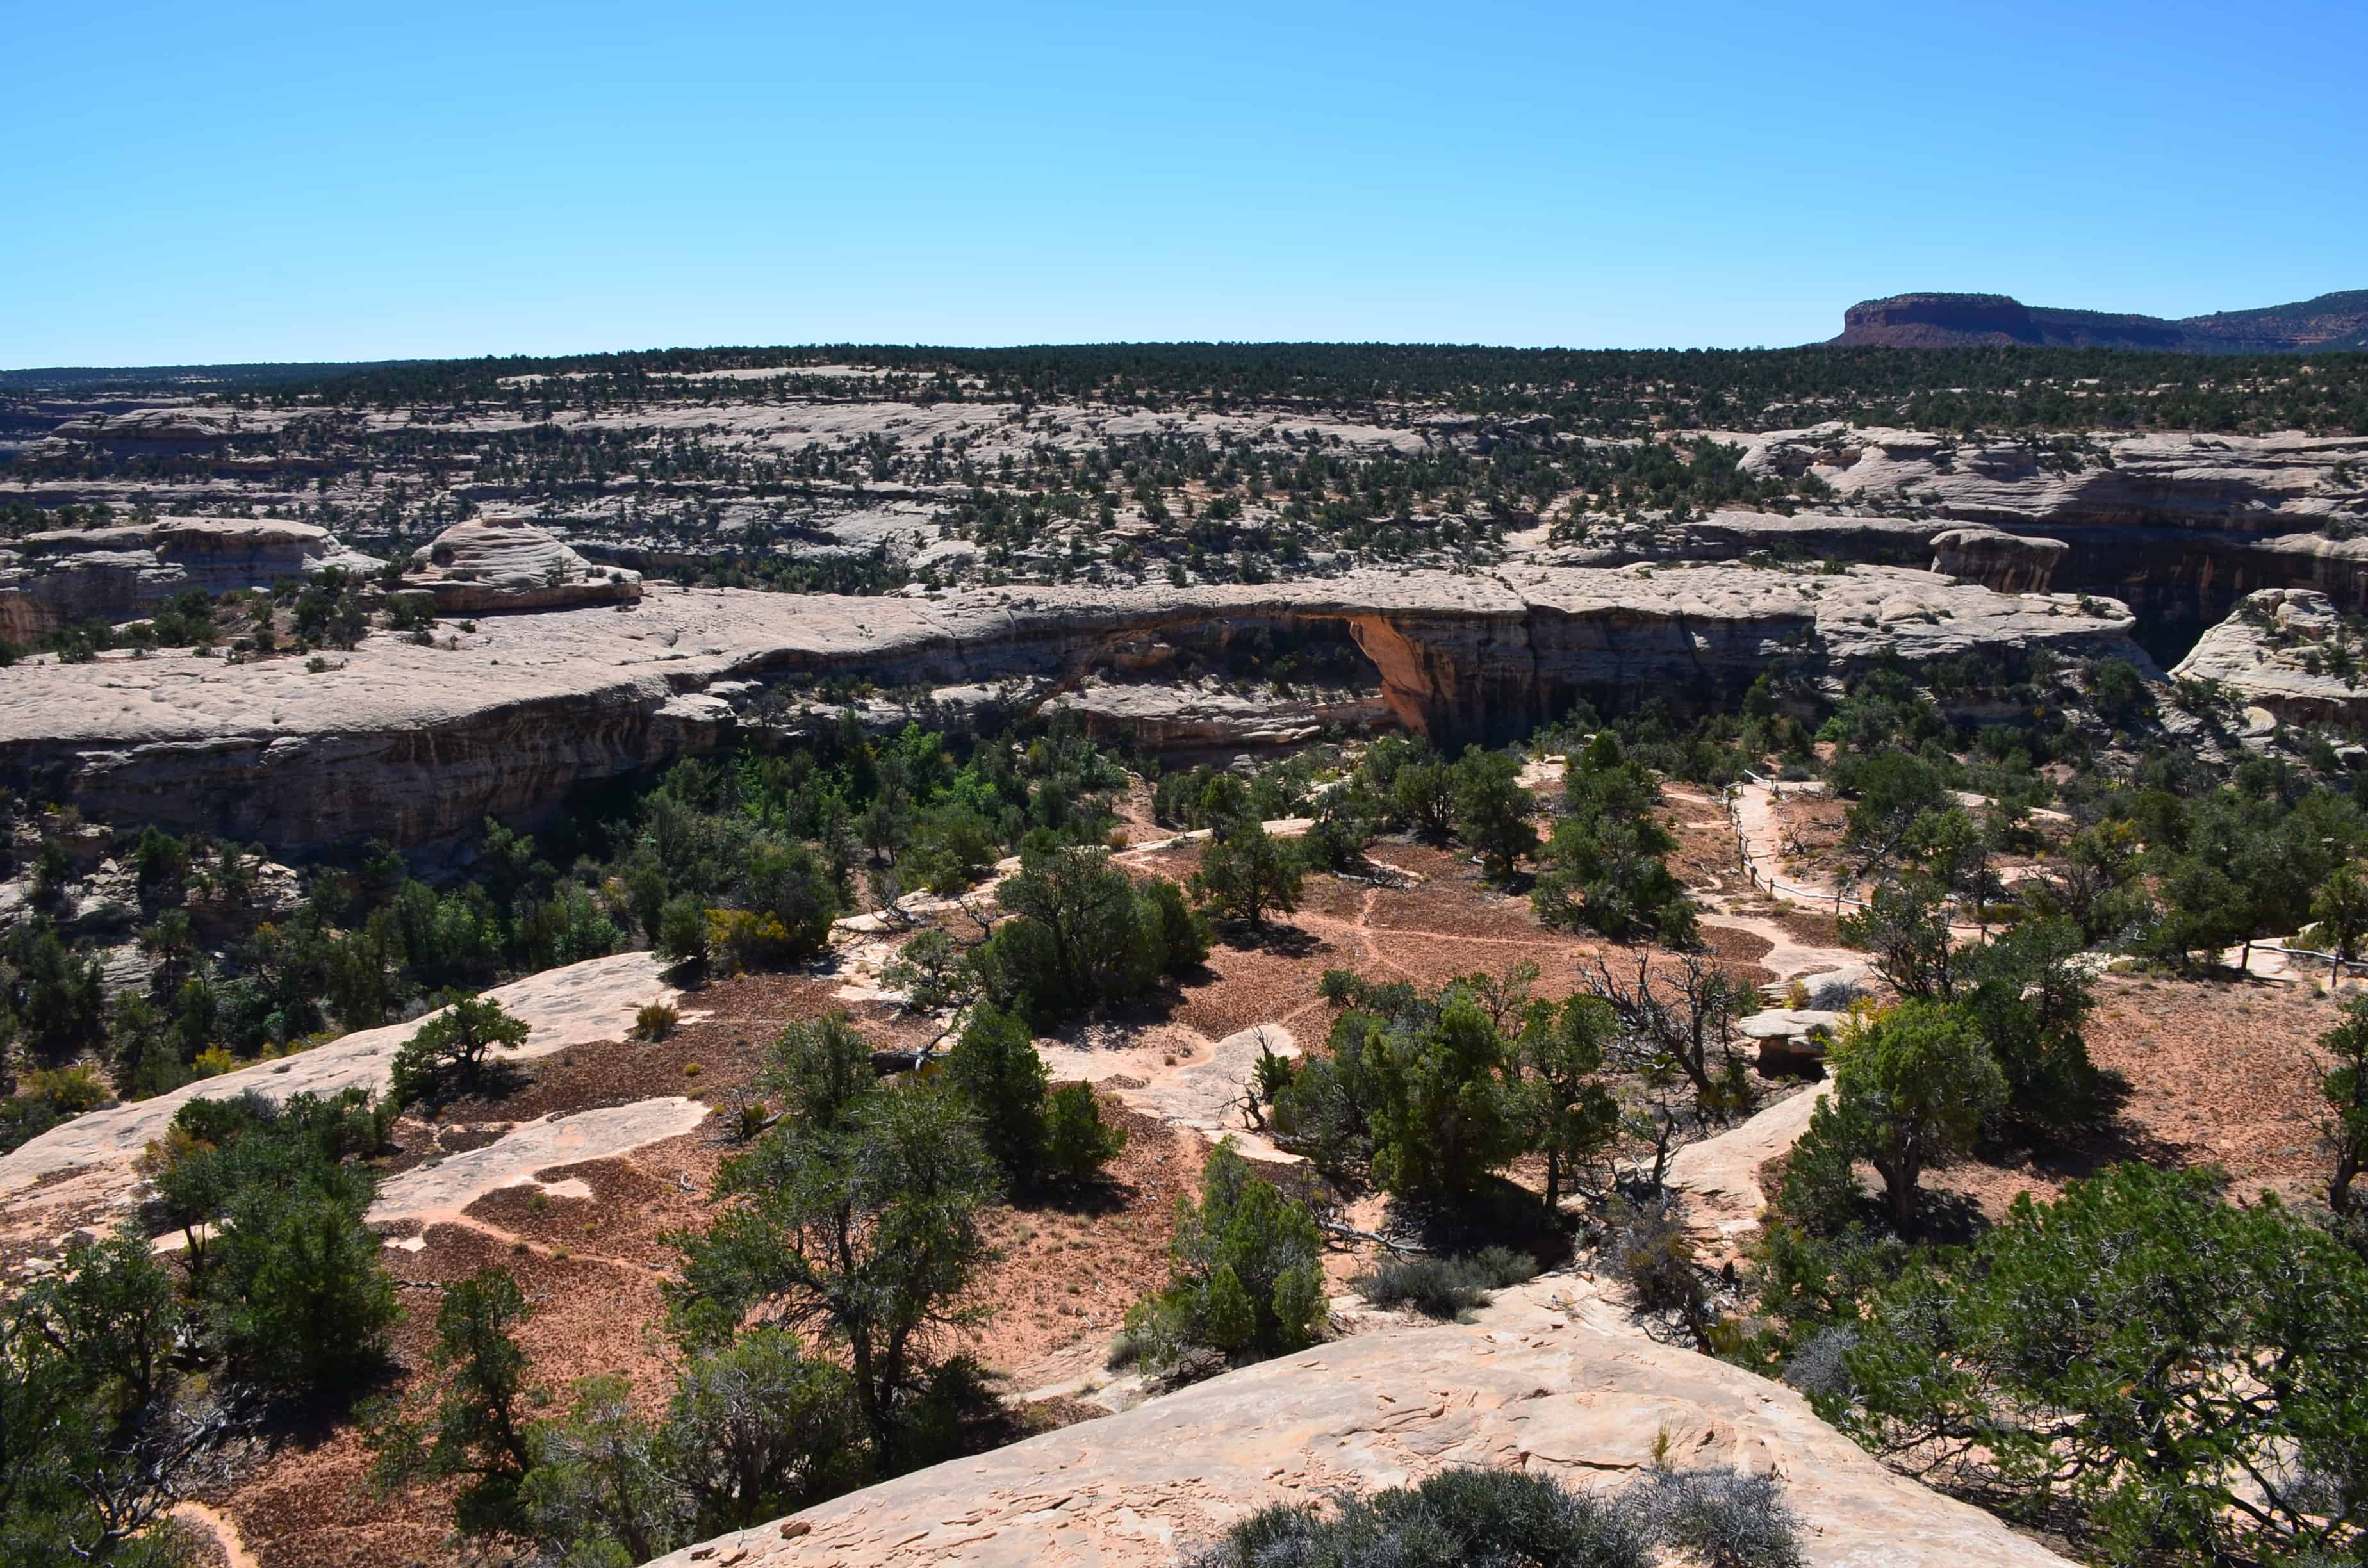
10;337;2368;1568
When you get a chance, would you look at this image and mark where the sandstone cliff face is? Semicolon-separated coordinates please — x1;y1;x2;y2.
1733;425;2368;641
645;1274;2071;1568
2170;587;2368;728
1049;678;1393;751
0;518;382;641
1929;526;2066;592
402;516;643;614
1831;289;2368;352
0;566;2142;856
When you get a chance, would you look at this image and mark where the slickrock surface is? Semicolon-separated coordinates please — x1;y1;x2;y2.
366;1097;707;1228
1729;425;2368;619
0;951;675;1241
403;516;643;612
1666;1080;1832;1259
0;566;2141;854
1735;425;2368;536
2171;586;2368;726
0;516;381;640
648;1270;2070;1568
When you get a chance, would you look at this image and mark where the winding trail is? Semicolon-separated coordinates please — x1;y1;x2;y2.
172;1501;261;1568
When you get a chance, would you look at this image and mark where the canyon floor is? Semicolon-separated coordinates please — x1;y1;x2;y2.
0;780;2327;1568
7;350;2368;1568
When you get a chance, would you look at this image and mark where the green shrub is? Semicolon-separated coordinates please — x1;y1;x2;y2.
1125;1139;1325;1376
879;927;973;1011
667;1080;996;1463
208;1172;397;1393
973;838;1203;1027
1189;1466;1649;1568
1836;1164;2368;1566
23;1064;110;1116
1041;1082;1127;1186
756;1013;877;1131
366;1266;536;1536
1356;1246;1536;1320
1190;1464;1804;1568
655;894;710;967
943;1006;1048;1184
1449;746;1539;883
1190;818;1304;930
390;996;532;1106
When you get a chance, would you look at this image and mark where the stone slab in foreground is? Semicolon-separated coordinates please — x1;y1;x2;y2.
648;1277;2069;1568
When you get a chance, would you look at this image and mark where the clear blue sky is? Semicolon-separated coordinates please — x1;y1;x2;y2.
8;0;2364;366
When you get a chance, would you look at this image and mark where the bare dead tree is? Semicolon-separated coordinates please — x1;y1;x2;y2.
1579;948;1755;1122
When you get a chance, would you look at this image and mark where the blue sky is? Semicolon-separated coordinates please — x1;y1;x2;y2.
8;0;2364;365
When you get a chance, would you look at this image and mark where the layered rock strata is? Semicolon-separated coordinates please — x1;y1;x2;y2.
0;565;2142;856
2171;587;2368;728
1731;425;2368;642
0;518;382;641
1928;525;2066;592
401;517;643;613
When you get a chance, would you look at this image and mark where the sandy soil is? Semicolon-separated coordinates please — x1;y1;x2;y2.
1931;971;2344;1219
172;783;2349;1567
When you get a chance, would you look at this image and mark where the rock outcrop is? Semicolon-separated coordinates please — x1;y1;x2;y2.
0;566;2145;856
0;518;382;641
1732;424;2368;644
647;1270;2069;1568
0;951;678;1249
37;407;243;446
1661;509;1946;569
2170;587;2368;728
402;517;643;613
1928;525;2065;592
1832;288;2368;352
1049;676;1393;751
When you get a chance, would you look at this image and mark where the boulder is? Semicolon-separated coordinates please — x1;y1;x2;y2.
1740;1007;1842;1072
401;517;643;614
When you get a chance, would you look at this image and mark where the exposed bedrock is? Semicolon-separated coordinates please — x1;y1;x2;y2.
1928;525;2066;592
1727;425;2368;649
1654;512;2066;594
645;1273;2072;1568
400;516;643;614
0;518;382;642
0;565;2142;856
2171;587;2368;729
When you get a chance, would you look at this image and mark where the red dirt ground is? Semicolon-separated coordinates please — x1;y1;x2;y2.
1932;971;2346;1219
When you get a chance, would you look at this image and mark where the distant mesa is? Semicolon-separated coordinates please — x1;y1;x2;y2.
1833;288;2368;353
